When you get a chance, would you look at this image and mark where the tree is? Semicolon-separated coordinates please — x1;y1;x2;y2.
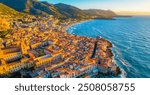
0;17;10;32
0;17;12;38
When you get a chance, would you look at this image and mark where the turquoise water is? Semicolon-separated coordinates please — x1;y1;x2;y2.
67;16;150;78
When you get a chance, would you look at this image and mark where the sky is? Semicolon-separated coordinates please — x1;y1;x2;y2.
39;0;150;12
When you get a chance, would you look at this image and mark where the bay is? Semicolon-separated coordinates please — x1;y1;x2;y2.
67;16;150;78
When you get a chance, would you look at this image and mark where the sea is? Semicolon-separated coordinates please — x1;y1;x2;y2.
67;16;150;78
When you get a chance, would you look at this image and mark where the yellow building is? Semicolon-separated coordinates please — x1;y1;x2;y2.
0;58;34;75
35;53;64;67
0;47;20;54
0;59;8;75
36;57;52;67
21;40;30;54
0;52;22;62
31;42;42;49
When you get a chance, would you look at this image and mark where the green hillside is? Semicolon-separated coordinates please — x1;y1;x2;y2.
0;3;24;17
0;0;117;19
0;0;87;18
55;3;87;18
0;0;65;18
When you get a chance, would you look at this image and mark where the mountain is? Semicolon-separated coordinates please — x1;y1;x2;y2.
84;9;116;18
0;0;117;19
0;0;88;18
0;3;26;18
55;3;87;18
0;0;64;18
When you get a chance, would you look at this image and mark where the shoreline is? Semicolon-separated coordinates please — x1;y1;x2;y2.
63;19;92;33
63;19;122;77
63;17;117;33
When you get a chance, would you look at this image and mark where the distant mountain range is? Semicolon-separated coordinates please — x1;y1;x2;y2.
0;0;117;18
84;9;116;18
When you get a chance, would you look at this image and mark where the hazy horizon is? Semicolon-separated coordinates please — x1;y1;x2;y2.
39;0;150;15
